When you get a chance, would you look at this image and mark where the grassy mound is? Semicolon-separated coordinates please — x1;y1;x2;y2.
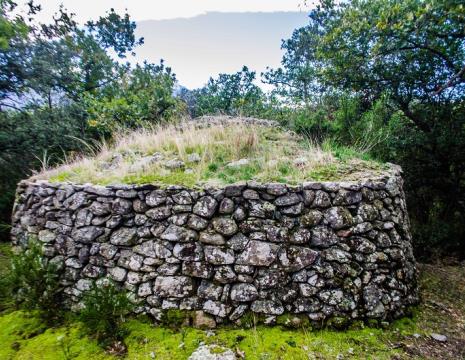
36;119;385;187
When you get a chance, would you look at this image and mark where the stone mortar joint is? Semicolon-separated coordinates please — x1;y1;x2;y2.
11;152;418;327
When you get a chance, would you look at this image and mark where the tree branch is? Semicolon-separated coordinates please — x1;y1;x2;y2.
434;64;465;95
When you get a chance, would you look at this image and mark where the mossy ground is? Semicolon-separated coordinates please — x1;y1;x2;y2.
0;241;464;360
36;122;385;187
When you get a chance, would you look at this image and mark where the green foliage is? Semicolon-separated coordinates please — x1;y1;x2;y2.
0;0;28;50
265;0;465;257
215;162;262;184
122;171;198;188
0;105;90;241
84;61;184;137
0;242;13;311
8;239;62;322
0;311;109;360
317;0;465;256
262;24;325;105
188;66;266;117
86;8;144;58
291;107;338;142
0;4;183;241
78;280;134;345
161;309;193;328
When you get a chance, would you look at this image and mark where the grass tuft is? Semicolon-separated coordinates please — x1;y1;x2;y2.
37;122;384;186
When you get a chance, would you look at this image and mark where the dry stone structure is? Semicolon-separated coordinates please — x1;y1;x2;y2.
11;166;418;327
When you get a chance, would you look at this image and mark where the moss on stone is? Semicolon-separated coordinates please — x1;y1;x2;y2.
326;316;350;330
276;314;311;329
208;345;228;354
160;309;193;328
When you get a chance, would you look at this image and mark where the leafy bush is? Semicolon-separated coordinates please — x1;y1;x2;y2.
78;280;134;346
0;242;13;311
188;66;266;117
8;239;62;322
292;108;337;142
83;62;185;137
262;0;465;258
0;106;90;242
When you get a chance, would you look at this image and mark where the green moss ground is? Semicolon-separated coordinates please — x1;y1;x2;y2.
0;310;404;360
0;243;464;360
0;311;109;360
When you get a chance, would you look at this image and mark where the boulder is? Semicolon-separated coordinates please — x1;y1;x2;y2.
161;224;198;242
274;193;301;206
173;242;204;261
146;190;167;207
236;240;280;266
146;206;171;220
182;261;213;279
192;311;216;329
251;300;284;315
193;196;218;218
230;283;258;302
204;246;235;265
311;226;339;247
153;276;194;298
110;227;137;246
219;198;235;214
212;217;238;236
312;190;331;208
203;300;231;317
324;207;353;230
200;231;225;245
172;190;193;205
188;345;236;360
112;198;133;215
279;246;319;272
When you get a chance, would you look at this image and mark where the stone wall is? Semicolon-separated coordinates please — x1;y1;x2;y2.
11;166;418;327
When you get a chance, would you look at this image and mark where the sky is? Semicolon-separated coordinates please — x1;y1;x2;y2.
135;12;309;89
18;0;311;22
16;1;312;89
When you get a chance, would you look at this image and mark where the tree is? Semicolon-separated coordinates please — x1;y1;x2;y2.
0;0;30;107
84;61;183;136
0;4;179;242
269;0;465;255
191;66;265;116
317;0;465;255
262;22;326;105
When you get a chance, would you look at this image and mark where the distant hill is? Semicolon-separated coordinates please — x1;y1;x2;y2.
135;12;309;89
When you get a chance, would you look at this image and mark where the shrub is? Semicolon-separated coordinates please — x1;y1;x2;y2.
0;242;14;311
292;108;338;142
8;239;62;322
78;280;134;346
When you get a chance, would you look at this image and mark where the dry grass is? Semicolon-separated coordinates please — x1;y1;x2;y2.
34;122;380;186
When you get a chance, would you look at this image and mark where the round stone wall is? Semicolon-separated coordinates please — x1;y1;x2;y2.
11;165;418;326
